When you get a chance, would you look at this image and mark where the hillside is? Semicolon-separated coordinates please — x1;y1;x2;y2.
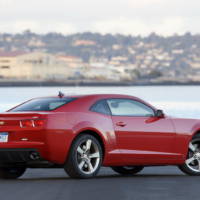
0;31;200;85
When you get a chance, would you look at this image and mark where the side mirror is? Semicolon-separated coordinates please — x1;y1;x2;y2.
155;109;164;118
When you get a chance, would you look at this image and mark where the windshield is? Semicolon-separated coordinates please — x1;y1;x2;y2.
10;97;76;112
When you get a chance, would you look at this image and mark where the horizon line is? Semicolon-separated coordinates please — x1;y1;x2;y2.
0;30;198;37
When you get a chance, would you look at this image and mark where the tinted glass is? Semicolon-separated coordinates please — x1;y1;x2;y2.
10;97;76;112
107;99;154;117
90;100;111;115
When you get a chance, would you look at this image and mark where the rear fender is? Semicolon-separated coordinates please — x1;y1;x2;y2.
72;120;117;165
72;121;109;153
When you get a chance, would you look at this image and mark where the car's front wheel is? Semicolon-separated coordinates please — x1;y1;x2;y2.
179;134;200;175
0;167;26;179
111;166;144;175
64;134;103;178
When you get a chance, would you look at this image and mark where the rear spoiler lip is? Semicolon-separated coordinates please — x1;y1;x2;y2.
0;112;49;121
2;111;51;114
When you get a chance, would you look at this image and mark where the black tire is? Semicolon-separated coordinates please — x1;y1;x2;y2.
0;167;26;179
111;166;144;175
179;134;200;176
64;134;103;179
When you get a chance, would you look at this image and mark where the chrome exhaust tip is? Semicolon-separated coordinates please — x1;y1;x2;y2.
29;152;40;160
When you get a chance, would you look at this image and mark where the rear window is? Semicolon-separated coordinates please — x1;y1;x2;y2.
10;97;76;112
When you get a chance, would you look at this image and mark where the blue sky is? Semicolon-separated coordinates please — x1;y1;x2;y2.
0;0;199;35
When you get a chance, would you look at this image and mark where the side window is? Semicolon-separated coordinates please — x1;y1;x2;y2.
107;99;155;117
90;100;111;115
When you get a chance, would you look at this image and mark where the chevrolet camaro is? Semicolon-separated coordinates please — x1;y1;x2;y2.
0;93;199;179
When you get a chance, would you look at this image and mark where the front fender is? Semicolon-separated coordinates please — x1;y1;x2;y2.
191;123;200;138
172;118;200;160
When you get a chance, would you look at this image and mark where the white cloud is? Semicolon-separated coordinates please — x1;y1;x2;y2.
0;20;77;34
0;0;198;35
127;0;167;8
93;17;186;36
52;22;77;34
0;0;13;6
155;17;186;35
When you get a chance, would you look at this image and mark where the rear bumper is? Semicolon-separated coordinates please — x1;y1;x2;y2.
0;148;41;164
0;141;45;165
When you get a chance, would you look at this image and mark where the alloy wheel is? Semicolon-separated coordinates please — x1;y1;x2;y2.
185;141;200;172
76;139;100;175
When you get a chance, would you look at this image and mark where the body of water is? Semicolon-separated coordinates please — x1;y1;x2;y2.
1;85;200;118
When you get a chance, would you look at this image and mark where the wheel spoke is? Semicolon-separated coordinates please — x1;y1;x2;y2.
87;161;94;172
75;137;101;175
89;152;100;158
198;161;200;171
77;146;84;155
78;160;85;169
86;140;92;151
189;143;196;152
186;157;195;165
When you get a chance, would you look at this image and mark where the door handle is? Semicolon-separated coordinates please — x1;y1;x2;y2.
116;122;126;127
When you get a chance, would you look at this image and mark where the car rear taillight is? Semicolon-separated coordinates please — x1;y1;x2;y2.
20;120;34;127
20;119;45;128
34;120;45;127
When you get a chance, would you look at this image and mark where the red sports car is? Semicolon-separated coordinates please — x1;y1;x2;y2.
0;93;199;179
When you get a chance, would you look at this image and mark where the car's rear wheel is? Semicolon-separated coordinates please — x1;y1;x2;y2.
0;166;26;179
64;134;103;178
111;166;144;175
179;134;200;175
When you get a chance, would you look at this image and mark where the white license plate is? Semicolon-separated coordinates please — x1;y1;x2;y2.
0;132;8;142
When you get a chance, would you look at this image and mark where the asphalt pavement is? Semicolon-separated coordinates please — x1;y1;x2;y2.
0;166;199;200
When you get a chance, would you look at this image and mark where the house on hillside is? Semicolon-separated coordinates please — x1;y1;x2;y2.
0;52;74;80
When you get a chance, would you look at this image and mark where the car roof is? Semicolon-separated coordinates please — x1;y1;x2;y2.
62;94;141;100
75;94;156;109
36;94;140;99
27;94;156;111
76;94;140;99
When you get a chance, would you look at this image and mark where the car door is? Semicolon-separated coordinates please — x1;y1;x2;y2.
106;98;179;165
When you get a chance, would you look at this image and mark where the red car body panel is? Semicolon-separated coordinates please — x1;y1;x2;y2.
0;94;200;167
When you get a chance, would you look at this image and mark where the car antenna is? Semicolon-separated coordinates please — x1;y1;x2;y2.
58;91;64;98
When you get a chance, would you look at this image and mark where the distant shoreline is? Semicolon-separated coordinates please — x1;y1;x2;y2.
0;80;200;87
